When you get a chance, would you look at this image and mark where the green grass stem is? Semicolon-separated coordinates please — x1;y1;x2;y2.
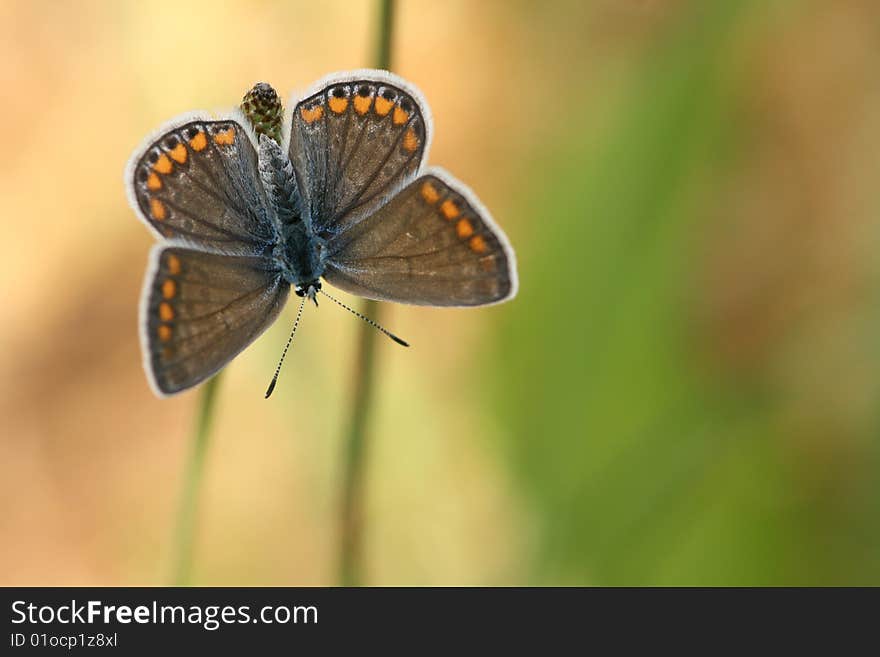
171;373;221;585
338;0;396;587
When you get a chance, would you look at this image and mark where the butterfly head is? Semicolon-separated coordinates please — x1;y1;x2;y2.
294;280;321;307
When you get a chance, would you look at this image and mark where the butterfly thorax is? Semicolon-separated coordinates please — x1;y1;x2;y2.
257;135;327;294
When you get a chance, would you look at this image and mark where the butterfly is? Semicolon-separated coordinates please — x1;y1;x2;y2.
125;70;518;397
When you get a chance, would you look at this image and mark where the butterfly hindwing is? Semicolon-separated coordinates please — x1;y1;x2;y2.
141;246;289;396
323;168;517;307
288;71;431;240
128;116;276;254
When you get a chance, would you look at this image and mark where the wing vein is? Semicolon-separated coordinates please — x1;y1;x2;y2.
160;285;282;367
162;198;264;244
322;113;413;224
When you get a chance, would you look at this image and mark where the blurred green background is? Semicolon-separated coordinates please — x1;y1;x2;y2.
3;0;880;585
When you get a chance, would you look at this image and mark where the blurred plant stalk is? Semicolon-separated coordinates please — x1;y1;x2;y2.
167;1;395;585
338;0;395;587
169;82;286;586
171;374;221;586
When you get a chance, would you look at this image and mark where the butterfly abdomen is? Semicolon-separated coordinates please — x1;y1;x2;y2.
257;134;326;287
258;134;301;227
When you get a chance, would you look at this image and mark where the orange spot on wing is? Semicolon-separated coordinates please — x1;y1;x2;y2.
441;199;460;220
146;172;162;190
300;105;324;124
393;106;409;125
159;302;174;321
169;143;187;164
213;127;235;145
150;198;167;221
420;181;440;204
456;218;474;239
469;235;488;254
403;128;418;153
166;254;181;275
162;279;176;299
153;154;173;174
374;96;393;116
328;97;348;114
157;325;172;342
189;131;207;151
353;95;372;115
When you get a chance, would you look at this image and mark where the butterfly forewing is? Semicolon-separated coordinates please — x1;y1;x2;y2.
288;74;430;239
129;118;275;254
142;246;289;395
323;169;517;307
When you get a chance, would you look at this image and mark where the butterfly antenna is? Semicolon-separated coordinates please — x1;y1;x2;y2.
265;295;307;399
318;289;410;347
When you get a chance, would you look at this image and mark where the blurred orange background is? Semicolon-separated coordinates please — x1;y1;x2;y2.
3;0;880;585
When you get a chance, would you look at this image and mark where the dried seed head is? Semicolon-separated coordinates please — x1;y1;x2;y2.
241;82;283;144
